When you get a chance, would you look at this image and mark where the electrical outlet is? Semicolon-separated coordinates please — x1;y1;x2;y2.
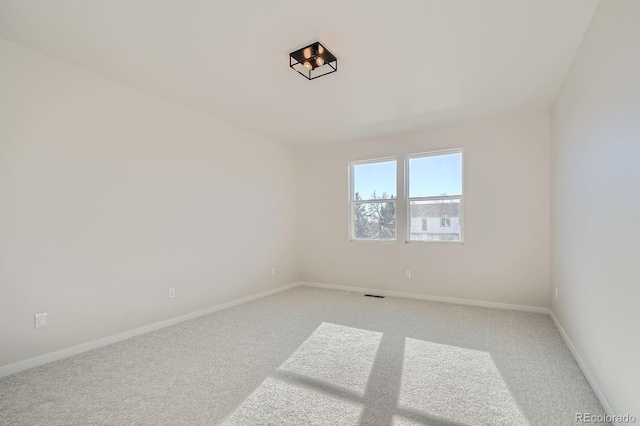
555;288;558;299
271;267;276;276
35;313;47;329
405;270;411;278
169;288;176;299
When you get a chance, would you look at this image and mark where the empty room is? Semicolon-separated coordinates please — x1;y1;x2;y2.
1;1;638;425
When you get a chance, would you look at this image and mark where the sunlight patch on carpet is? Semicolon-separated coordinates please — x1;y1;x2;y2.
278;322;382;395
398;338;529;426
220;376;362;426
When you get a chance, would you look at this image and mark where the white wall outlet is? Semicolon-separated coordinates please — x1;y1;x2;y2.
169;288;176;298
555;288;558;299
35;313;47;329
405;270;411;278
271;267;276;276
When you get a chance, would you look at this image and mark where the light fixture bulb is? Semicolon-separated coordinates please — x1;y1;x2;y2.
303;61;313;70
316;56;325;67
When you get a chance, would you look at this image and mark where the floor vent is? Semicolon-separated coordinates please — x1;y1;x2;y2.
364;294;385;298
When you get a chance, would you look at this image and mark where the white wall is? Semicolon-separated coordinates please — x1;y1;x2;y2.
0;39;299;367
550;0;640;418
296;111;550;308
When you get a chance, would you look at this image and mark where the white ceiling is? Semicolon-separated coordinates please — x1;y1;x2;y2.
0;0;599;145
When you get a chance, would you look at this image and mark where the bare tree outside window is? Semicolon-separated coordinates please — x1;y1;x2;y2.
353;191;396;239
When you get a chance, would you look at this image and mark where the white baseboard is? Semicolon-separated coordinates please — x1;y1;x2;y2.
1;279;616;426
0;282;299;379
299;281;551;314
548;311;618;424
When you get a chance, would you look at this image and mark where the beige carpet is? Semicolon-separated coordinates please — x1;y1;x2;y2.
0;287;607;425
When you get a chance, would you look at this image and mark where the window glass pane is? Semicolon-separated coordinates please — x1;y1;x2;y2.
409;199;461;242
353;160;396;201
409;153;462;197
354;201;396;240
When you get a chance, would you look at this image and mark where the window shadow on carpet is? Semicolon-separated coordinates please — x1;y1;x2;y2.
220;321;530;426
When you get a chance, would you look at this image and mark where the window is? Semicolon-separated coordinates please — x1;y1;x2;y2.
407;150;463;243
349;159;397;241
348;149;462;243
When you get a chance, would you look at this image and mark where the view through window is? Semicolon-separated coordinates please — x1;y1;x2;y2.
351;159;397;240
349;150;463;243
407;151;463;242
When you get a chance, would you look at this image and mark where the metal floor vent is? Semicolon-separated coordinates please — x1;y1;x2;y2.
364;294;385;298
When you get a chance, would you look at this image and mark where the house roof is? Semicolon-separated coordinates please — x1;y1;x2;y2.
410;202;460;217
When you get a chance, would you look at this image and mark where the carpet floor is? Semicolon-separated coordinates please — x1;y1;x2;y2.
0;287;607;425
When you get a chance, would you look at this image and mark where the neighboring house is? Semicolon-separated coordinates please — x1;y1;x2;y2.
409;201;461;241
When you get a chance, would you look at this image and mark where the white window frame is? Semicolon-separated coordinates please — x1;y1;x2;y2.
405;148;464;244
348;157;398;242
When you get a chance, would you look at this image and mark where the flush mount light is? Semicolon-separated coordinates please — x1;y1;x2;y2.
289;41;337;80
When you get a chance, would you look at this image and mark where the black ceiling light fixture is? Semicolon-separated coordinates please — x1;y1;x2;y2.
289;41;337;80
